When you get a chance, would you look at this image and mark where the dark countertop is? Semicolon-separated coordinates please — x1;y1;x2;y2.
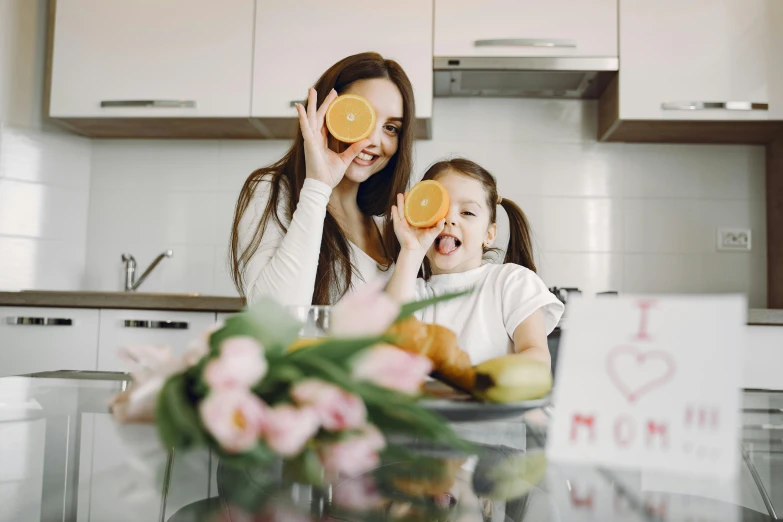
1;291;782;324
0;290;245;312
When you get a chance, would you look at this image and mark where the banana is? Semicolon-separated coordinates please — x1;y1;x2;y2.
473;450;548;499
473;354;552;403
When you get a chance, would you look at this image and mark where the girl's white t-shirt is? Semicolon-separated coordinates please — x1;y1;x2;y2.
413;263;564;365
237;175;389;306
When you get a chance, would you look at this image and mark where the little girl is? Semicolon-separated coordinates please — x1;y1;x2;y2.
386;158;564;367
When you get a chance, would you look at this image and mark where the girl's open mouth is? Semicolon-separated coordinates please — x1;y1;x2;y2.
435;234;461;255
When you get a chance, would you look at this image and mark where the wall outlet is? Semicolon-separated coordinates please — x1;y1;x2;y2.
717;228;752;252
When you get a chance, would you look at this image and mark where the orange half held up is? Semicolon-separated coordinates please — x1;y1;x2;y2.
325;94;376;143
404;180;450;228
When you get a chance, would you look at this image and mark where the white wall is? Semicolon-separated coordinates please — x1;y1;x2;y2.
84;98;767;306
0;0;92;292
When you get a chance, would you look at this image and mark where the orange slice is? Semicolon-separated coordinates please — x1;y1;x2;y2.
325;94;376;143
404;180;450;228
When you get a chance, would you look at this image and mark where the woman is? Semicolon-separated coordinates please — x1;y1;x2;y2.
229;52;416;306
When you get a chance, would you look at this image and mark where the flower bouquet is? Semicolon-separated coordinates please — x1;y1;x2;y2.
109;282;474;499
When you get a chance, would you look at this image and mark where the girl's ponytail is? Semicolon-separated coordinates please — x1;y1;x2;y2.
499;197;536;272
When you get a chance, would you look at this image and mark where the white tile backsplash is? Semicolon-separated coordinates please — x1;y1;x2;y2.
0;237;87;291
0;179;88;241
65;98;764;307
0;125;91;291
531;197;624;252
622;144;766;200
624;199;707;253
0;125;92;188
537;253;624;296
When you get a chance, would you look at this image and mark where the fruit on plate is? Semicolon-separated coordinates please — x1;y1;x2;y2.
386;317;475;392
472;354;552;403
404;180;450;228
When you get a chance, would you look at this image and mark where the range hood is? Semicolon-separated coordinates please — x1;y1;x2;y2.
433;56;619;99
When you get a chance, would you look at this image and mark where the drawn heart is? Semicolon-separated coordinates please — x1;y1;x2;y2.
606;346;675;403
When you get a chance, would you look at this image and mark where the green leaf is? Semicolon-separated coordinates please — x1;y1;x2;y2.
285;334;392;365
210;297;302;357
394;289;473;323
214;441;276;469
288;355;355;388
155;374;206;449
284;358;474;453
282;448;325;486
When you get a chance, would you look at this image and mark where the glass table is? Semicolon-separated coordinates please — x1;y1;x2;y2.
0;371;781;521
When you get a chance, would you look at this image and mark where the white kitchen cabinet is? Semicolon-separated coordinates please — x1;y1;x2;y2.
618;0;776;122
216;312;238;325
252;0;433;119
49;0;255;118
0;307;99;377
97;310;217;372
434;0;617;58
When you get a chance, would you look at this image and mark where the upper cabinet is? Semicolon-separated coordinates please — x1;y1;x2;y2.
252;0;433;125
50;0;254;118
434;0;617;58
49;0;259;137
47;0;433;139
600;0;783;143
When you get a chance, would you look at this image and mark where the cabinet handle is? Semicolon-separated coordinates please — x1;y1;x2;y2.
474;38;577;48
6;317;73;326
661;101;769;111
124;320;189;330
100;100;197;109
290;100;301;108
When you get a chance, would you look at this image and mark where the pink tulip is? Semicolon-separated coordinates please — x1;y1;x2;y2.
353;344;432;394
291;379;366;431
111;344;189;423
204;336;267;390
199;389;268;453
320;424;386;478
184;320;224;366
263;404;320;456
116;344;185;382
330;278;400;337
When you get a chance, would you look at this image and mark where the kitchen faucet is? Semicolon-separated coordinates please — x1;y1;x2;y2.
121;250;173;291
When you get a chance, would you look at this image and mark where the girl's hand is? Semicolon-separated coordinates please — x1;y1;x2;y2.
391;193;446;254
295;88;372;189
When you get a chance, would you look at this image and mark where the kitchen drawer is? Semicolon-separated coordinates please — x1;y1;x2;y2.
97;310;217;372
215;312;238;325
0;307;100;377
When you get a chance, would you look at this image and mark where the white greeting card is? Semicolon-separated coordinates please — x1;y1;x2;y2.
546;295;746;478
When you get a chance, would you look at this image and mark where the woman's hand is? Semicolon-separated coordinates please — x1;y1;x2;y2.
295;88;372;189
391;193;446;255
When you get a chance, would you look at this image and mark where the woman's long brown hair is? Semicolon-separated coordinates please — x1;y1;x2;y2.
229;52;415;304
420;158;537;278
